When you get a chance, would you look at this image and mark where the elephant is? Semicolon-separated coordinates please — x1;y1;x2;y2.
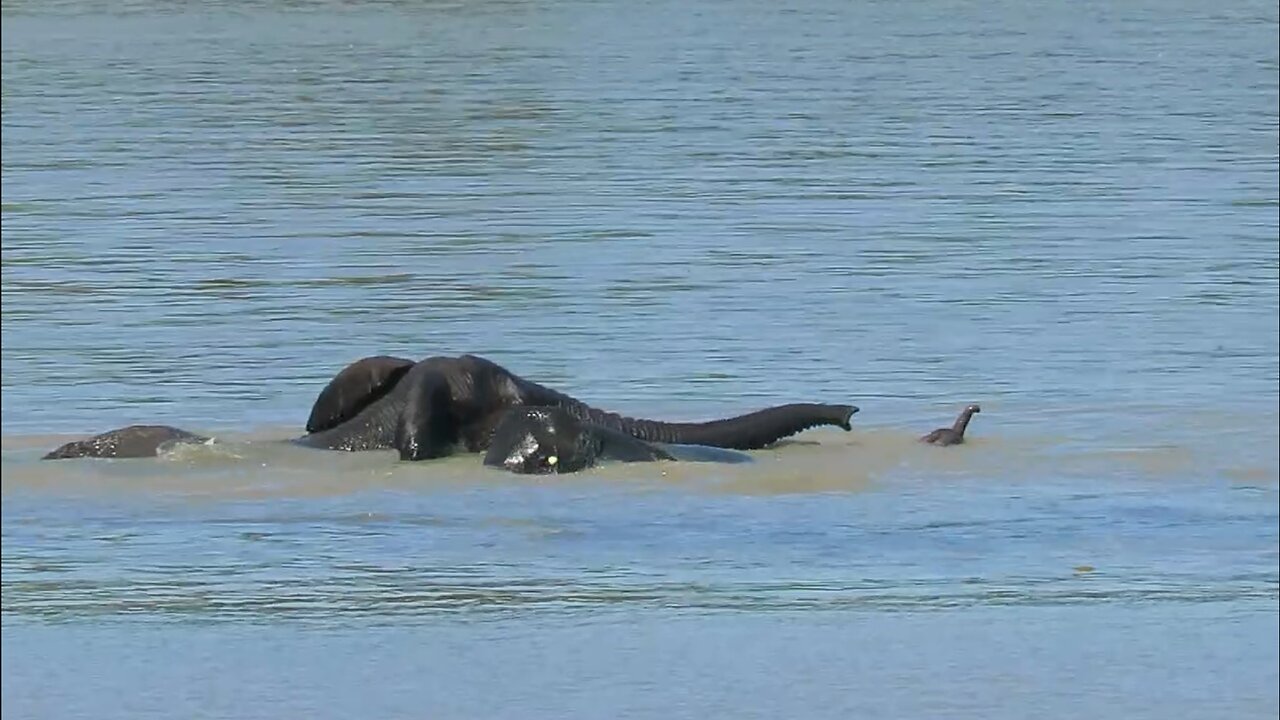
40;353;861;468
294;354;861;461
482;405;759;474
41;424;212;460
920;404;981;446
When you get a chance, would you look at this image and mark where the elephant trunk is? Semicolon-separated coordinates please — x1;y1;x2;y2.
516;378;857;450
584;403;859;450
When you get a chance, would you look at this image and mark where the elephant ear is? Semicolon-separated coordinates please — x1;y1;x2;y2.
394;369;457;461
305;356;416;434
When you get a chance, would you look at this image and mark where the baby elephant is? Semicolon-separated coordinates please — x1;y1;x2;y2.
920;404;981;447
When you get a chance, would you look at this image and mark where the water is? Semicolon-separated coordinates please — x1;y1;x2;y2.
2;0;1278;717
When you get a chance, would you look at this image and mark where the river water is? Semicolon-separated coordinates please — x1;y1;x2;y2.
2;1;1278;718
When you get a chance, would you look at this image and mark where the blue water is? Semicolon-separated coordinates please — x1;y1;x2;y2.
2;0;1277;718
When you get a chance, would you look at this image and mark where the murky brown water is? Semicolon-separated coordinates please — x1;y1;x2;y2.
3;0;1277;717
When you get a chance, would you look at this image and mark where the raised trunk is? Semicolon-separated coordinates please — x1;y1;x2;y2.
951;407;979;437
515;378;857;450
593;402;858;449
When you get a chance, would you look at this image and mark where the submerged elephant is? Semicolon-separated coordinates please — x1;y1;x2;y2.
920;404;981;447
42;353;861;469
482;405;761;474
41;424;212;460
39;406;761;475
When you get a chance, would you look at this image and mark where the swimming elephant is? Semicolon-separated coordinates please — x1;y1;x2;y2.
41;425;212;460
482;405;758;474
920;404;981;447
294;354;861;461
40;353;860;464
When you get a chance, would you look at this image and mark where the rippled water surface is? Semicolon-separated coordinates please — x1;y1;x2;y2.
3;0;1278;718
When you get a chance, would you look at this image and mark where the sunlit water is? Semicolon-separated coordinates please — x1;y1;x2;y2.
2;0;1278;718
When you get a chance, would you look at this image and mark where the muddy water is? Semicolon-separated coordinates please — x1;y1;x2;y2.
3;0;1277;717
